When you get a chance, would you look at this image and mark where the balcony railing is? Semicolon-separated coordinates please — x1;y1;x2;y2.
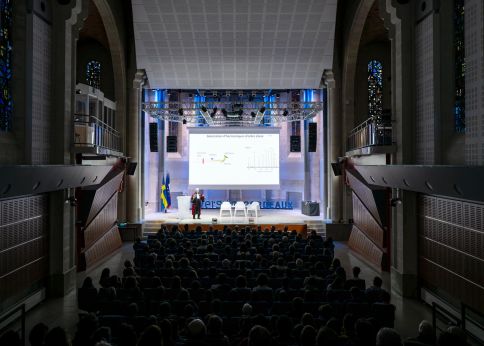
74;114;121;155
347;115;392;152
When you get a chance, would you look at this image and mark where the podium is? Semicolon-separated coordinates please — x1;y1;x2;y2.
177;196;192;219
301;201;320;216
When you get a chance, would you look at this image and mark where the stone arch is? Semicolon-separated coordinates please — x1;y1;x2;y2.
341;0;376;147
90;0;127;152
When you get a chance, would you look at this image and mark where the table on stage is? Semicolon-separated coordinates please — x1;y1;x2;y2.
177;195;192;219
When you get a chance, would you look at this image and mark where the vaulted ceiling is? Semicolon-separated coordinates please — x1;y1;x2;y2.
132;0;337;89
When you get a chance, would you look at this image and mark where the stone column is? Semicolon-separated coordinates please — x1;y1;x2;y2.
49;0;88;296
324;71;342;222
127;71;146;223
380;0;418;297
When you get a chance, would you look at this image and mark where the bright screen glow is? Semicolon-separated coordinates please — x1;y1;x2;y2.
189;128;280;189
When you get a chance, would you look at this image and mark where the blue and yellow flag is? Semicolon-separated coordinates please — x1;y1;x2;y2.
165;173;171;208
160;176;168;210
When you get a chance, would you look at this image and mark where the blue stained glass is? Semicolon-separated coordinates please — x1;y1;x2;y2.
86;60;102;90
454;0;465;133
0;0;13;132
367;60;383;119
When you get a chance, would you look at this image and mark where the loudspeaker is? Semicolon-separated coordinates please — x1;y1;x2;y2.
290;135;301;152
149;123;158;152
212;218;218;224
308;123;317;152
166;136;178;152
331;162;343;176
126;162;137;176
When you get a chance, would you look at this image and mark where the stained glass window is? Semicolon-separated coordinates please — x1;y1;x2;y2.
367;60;383;119
0;0;13;132
454;0;465;133
86;60;101;90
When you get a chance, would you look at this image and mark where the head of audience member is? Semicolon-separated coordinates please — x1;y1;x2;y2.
235;275;247;289
355;318;376;346
376;327;402;346
316;326;339;346
299;325;317;346
82;276;95;289
248;325;271;346
242;303;253;317
29;322;48;346
416;320;435;344
187;319;207;340
137;325;163;346
373;276;383;288
256;273;269;287
352;266;361;278
207;315;224;336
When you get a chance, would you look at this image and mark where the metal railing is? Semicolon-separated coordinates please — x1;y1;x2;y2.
74;114;121;153
432;301;484;345
347;115;392;151
0;304;26;345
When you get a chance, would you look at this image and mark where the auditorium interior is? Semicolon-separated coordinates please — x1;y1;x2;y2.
0;0;483;345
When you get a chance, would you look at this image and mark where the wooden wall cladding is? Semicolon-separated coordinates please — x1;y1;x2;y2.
352;193;385;248
84;171;123;226
348;225;384;268
0;195;48;306
82;193;118;249
83;225;122;269
418;194;484;312
347;170;386;225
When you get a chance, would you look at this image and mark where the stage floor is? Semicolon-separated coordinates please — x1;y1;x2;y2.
144;208;323;225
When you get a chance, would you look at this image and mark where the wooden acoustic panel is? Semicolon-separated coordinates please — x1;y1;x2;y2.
352;193;385;248
82;192;118;249
82;225;122;269
84;171;123;226
348;225;384;269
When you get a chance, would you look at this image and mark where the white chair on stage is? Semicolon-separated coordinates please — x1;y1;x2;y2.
220;201;233;217
247;201;260;218
233;201;247;217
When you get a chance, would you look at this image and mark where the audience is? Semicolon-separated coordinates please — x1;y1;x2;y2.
1;226;466;346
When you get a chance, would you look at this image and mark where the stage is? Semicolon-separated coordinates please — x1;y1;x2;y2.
143;208;325;235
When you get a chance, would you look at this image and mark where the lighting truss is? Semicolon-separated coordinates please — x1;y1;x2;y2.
143;101;323;126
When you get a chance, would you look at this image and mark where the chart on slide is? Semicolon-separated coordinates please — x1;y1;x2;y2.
247;149;278;172
189;131;280;187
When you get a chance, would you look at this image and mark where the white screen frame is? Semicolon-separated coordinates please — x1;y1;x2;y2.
188;127;281;190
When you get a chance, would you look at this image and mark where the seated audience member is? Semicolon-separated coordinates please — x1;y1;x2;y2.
251;273;273;301
248;325;272;346
137;325;163;346
316;326;339;346
230;275;251;301
274;315;294;346
345;266;366;290
182;319;208;346
299;325;317;346
29;323;48;346
205;315;230;346
365;276;387;303
404;320;435;346
118;323;137;346
376;328;402;346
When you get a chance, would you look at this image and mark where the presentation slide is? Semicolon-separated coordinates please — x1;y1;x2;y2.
188;128;280;188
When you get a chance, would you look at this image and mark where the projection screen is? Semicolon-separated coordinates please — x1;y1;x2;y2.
188;127;280;189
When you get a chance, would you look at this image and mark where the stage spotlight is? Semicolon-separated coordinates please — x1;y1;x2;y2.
225;91;231;96
211;107;218;117
251;112;256;117
238;109;243;116
276;93;280;98
178;108;184;116
238;90;244;97
283;109;288;116
221;109;228;117
182;119;187;125
259;107;266;113
201;106;207;112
